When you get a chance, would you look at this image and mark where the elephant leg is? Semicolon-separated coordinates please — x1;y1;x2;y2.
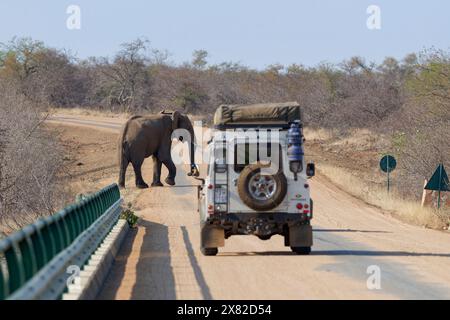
118;156;129;188
151;157;163;187
131;159;148;189
163;159;177;186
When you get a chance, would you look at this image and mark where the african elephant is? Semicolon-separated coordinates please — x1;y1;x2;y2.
118;110;199;189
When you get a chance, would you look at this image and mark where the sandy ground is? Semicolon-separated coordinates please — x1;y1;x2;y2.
48;115;450;300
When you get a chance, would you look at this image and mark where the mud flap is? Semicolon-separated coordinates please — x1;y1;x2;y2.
288;224;313;247
201;224;225;248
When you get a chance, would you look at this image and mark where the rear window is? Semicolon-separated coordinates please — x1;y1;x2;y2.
233;141;281;173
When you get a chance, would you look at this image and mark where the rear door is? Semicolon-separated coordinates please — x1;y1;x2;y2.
228;135;288;213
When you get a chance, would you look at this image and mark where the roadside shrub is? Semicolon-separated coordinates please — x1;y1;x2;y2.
120;203;139;228
0;79;68;234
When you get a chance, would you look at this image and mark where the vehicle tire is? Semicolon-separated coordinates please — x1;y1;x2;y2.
258;235;272;241
291;246;311;255
201;247;218;256
237;163;287;211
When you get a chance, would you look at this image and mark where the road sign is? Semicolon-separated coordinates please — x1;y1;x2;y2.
380;155;396;193
425;164;449;191
424;164;449;209
380;155;397;173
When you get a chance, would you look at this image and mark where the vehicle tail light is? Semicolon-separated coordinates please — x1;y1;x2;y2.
208;184;214;189
303;210;310;214
304;204;309;209
296;203;303;210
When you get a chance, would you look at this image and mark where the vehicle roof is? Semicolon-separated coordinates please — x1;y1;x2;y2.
213;102;302;129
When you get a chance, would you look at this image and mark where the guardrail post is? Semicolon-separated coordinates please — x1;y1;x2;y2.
17;228;38;282
41;217;57;262
0;258;7;299
29;221;48;270
4;240;25;294
49;215;65;254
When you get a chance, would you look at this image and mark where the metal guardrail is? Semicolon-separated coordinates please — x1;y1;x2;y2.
0;184;122;300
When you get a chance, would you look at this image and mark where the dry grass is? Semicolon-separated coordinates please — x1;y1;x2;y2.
305;128;387;151
330;128;385;151
303;128;333;142
318;164;448;230
49;107;131;119
49;107;207;123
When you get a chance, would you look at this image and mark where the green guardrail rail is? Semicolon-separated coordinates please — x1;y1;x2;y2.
0;184;121;300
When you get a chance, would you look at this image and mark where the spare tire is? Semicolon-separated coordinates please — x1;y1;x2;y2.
237;163;287;211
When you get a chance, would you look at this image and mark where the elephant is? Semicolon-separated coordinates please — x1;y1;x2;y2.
118;110;199;189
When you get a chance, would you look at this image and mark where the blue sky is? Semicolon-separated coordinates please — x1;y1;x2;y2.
0;0;448;68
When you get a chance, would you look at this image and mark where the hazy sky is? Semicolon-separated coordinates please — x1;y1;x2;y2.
0;0;448;68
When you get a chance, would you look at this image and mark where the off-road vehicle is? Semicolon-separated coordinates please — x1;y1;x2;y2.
197;102;315;256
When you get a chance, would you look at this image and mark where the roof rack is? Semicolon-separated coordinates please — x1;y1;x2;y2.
213;102;302;130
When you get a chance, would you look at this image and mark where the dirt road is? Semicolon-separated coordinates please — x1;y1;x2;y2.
51;115;450;300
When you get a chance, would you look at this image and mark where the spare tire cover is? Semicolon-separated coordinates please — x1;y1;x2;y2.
237;163;287;211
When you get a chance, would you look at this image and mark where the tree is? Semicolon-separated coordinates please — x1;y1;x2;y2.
341;56;373;75
95;38;152;111
378;57;400;74
0;37;45;81
408;50;450;114
192;50;208;69
393;49;450;199
0;37;83;107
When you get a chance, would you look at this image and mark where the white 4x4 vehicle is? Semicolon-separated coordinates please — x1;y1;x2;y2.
197;102;315;256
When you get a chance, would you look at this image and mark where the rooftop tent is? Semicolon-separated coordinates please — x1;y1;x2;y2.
213;102;302;129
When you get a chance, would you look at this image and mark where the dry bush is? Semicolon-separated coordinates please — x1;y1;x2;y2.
0;79;68;235
391;50;450;200
0;37;85;108
86;39;153;113
318;164;448;229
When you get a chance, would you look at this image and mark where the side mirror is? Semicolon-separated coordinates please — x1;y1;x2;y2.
306;162;315;178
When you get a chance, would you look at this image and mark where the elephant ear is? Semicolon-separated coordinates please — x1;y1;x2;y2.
171;111;181;131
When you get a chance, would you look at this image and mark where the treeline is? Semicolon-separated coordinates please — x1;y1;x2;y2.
0;38;448;128
0;37;449;224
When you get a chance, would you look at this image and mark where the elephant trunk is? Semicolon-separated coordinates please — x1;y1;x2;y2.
188;128;199;177
190;141;195;166
189;128;196;166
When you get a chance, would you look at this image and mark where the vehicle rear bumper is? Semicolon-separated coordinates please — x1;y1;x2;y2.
206;212;310;224
204;212;311;238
